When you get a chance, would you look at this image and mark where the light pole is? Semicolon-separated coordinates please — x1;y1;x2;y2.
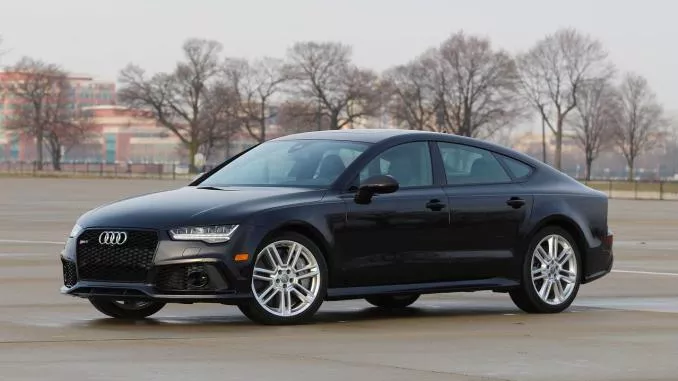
540;107;547;164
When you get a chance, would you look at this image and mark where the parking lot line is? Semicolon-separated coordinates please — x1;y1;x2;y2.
0;239;64;245
613;269;678;277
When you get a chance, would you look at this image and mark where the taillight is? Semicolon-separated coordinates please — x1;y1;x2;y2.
603;229;614;247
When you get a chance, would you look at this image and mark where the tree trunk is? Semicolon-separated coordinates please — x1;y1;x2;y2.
627;158;635;182
554;132;562;170
36;133;44;170
541;114;547;163
52;145;62;171
188;140;199;173
259;102;267;142
330;112;340;130
585;157;593;181
259;117;266;143
462;104;472;136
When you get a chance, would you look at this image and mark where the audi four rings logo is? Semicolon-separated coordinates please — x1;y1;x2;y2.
98;231;128;245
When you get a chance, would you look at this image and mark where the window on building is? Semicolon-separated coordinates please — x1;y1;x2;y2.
105;134;116;163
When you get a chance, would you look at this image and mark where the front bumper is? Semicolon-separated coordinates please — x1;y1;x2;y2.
60;225;264;304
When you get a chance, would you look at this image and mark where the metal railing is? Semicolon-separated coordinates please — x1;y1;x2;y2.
580;180;678;200
0;161;215;180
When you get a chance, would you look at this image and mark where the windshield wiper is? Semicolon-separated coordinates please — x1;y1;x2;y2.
196;186;224;191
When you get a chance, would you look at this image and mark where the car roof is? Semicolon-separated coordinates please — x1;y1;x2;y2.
273;128;420;143
272;128;542;165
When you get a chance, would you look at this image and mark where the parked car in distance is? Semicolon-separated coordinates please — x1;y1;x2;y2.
60;129;614;325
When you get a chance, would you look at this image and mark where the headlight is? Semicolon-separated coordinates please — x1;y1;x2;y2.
168;225;238;244
69;224;83;238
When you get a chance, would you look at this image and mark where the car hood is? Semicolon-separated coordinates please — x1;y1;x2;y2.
77;186;327;230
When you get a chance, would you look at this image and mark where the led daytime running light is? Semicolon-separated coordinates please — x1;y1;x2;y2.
169;225;238;243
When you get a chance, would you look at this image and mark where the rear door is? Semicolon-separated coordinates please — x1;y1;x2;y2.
434;142;534;281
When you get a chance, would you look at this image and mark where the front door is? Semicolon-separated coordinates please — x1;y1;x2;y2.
334;141;451;287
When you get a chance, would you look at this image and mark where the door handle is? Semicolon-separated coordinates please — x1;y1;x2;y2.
426;199;446;211
506;197;525;209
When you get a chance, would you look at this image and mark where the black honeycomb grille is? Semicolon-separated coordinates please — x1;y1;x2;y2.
76;229;158;282
62;258;77;287
155;264;216;292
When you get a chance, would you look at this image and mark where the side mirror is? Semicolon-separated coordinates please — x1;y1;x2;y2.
354;175;399;204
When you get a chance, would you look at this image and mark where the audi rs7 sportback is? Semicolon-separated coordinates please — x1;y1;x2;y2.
60;129;614;325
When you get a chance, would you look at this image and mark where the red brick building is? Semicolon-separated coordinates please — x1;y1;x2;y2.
0;72;116;161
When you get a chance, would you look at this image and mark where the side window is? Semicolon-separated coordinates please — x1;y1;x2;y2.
314;147;366;180
359;142;433;188
499;155;533;180
436;142;511;185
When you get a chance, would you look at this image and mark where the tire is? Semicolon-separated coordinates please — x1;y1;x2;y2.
89;298;165;319
365;294;420;309
509;226;582;313
238;231;328;325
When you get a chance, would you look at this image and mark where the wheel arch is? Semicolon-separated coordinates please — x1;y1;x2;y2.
525;214;589;276
262;221;334;277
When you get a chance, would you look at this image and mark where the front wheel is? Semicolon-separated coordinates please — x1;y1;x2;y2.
365;294;420;309
238;232;327;325
89;298;166;319
509;226;582;313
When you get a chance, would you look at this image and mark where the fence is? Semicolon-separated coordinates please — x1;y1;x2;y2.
1;161;678;200
0;161;216;180
582;180;678;200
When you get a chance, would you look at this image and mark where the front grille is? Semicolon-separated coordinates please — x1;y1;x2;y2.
62;258;77;287
155;264;217;292
76;229;158;282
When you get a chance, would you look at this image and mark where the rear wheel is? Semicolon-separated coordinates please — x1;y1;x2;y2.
365;294;420;309
89;298;165;319
238;232;327;325
509;226;582;313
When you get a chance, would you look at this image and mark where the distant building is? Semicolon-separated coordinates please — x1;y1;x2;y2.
69;105;292;164
0;72;116;161
67;105;182;163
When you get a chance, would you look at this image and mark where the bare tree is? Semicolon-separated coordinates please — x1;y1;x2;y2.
45;111;97;170
118;38;233;172
3;57;82;170
516;28;613;170
383;51;439;131
285;41;382;130
613;73;666;181
44;86;99;170
224;57;288;143
276;100;330;133
571;78;619;180
486;127;517;148
195;82;240;161
434;31;524;139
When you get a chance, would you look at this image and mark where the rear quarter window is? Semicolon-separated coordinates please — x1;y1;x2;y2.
498;155;533;180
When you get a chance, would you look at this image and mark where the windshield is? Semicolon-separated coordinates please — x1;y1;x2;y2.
199;139;370;187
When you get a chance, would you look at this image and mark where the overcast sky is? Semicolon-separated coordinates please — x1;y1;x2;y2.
1;0;675;117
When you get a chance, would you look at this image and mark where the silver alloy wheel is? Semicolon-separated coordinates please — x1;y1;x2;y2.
530;234;578;305
112;300;153;310
251;240;321;317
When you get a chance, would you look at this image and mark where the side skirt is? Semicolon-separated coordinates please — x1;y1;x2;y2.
325;277;520;301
